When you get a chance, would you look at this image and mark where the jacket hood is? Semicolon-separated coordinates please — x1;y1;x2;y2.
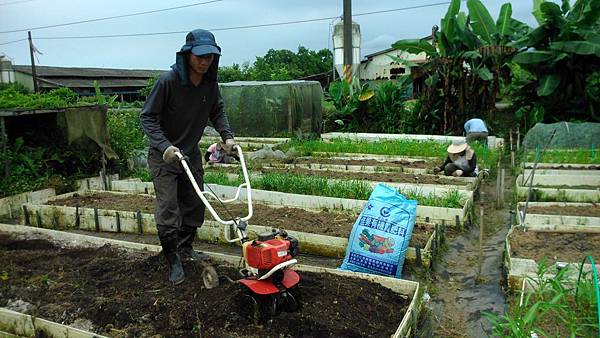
171;29;221;85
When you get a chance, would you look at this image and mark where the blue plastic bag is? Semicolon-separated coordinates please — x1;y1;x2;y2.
339;183;417;278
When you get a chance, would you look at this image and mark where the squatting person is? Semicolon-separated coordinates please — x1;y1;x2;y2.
434;139;478;177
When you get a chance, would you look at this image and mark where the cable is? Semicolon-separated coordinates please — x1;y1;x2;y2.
0;1;456;45
0;37;27;46
0;0;35;6
0;0;223;34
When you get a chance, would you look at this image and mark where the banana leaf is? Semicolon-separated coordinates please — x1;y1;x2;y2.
442;0;461;39
550;41;600;57
533;0;546;25
392;39;437;56
537;74;560;96
477;67;494;81
540;2;564;25
512;50;555;64
572;0;600;27
467;0;498;44
497;3;513;37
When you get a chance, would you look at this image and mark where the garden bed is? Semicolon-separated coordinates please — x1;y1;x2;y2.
27;191;444;265
109;180;471;226
516;185;600;202
320;132;504;149
0;224;422;337
517;173;600;187
522;162;600;170
504;226;600;291
517;202;600;230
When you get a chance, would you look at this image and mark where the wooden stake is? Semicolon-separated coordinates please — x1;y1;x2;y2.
511;150;515;168
516;125;520;152
500;169;505;206
478;205;484;279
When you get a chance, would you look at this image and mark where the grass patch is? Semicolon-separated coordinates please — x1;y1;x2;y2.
277;138;499;169
525;149;600;164
485;260;599;337
202;172;464;208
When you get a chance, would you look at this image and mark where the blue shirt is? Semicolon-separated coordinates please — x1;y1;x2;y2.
464;118;488;133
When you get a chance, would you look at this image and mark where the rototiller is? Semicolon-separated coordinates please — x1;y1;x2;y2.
174;146;301;322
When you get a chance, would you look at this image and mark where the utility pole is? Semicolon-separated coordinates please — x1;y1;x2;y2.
343;0;352;80
28;31;38;93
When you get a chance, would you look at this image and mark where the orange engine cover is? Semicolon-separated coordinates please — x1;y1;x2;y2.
244;239;292;270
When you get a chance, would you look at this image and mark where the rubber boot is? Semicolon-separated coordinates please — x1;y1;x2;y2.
178;227;210;262
161;238;185;285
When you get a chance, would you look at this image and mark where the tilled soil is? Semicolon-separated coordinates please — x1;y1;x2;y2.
257;167;469;186
266;157;434;169
0;233;411;337
46;192;434;247
527;205;600;217
509;229;600;263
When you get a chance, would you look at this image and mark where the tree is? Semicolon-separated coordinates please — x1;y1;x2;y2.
392;0;527;134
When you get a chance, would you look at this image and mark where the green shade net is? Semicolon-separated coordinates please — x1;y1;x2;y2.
219;80;323;137
523;122;600;149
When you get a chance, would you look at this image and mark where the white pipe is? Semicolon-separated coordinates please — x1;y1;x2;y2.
258;259;298;280
175;145;253;227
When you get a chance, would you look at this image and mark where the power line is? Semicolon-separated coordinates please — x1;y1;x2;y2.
0;38;27;46
0;1;455;45
0;0;36;6
0;0;223;34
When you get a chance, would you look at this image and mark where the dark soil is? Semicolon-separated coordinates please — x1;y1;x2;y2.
527;205;600;217
267;157;434;169
257;167;469;186
509;229;600;263
46;192;434;247
0;233;411;337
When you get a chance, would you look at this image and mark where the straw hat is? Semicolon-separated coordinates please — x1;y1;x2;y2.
447;139;468;154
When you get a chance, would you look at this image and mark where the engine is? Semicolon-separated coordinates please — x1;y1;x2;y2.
243;230;299;271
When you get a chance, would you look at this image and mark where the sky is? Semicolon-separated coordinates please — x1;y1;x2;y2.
0;0;540;70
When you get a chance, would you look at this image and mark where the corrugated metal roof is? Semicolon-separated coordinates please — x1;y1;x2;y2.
38;77;149;88
13;65;165;78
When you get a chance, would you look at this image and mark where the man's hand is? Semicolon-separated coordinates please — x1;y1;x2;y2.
433;167;442;174
162;145;181;164
222;138;237;155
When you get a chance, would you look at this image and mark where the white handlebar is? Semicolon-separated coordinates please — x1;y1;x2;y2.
175;145;253;243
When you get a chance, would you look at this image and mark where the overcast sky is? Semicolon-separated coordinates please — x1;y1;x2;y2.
0;0;540;70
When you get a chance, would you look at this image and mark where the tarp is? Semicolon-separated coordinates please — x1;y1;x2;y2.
219;80;323;137
523;122;600;149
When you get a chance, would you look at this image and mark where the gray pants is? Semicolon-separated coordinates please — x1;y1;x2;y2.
466;131;488;143
148;148;205;242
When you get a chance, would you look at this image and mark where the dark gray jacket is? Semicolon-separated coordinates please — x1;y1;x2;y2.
140;53;233;159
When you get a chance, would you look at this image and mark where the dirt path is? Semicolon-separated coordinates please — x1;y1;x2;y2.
422;171;512;337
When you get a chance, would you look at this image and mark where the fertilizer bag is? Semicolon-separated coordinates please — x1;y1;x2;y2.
340;184;417;278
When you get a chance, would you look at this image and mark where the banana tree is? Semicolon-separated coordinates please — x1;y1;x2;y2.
392;0;528;134
510;0;600;121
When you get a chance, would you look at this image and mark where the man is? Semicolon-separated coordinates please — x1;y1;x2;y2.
140;29;235;285
464;118;489;143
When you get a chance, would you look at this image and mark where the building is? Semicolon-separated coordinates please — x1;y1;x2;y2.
0;55;164;101
359;36;432;81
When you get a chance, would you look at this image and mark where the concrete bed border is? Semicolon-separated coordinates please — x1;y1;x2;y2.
108;180;470;226
517;202;600;230
20;190;446;268
0;223;423;338
320;132;504;149
211;162;478;190
210;172;474;205
522;162;600;170
504;226;600;291
516;185;600;203
522;168;600;176
0;188;55;218
517;173;600;187
0;308;107;338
